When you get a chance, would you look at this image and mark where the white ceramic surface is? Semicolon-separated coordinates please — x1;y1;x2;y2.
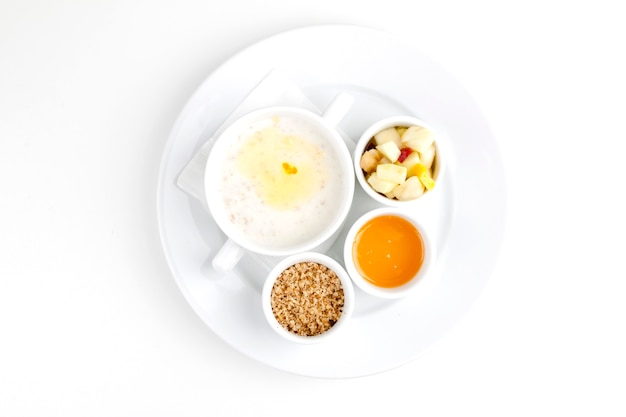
342;207;436;299
156;24;506;378
261;252;355;344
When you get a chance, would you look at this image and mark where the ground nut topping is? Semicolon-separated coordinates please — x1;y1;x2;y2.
270;261;345;337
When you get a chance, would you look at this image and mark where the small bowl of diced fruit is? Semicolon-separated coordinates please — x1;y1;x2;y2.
354;115;444;206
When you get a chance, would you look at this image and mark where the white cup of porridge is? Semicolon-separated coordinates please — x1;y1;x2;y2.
204;93;355;273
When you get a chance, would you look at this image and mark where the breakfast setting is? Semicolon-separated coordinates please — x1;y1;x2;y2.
176;73;443;343
7;0;626;412
158;25;505;378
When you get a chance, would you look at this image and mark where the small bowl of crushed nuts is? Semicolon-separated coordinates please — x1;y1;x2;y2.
261;252;355;344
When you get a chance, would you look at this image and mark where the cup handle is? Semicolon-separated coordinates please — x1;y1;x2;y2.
211;238;245;274
321;92;355;128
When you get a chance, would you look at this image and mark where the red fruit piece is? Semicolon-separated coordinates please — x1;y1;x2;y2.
397;147;413;163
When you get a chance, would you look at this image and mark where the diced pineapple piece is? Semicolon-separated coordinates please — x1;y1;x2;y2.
418;144;436;170
373;127;402;147
392;176;425;201
376;163;407;184
399;152;421;171
406;163;420;178
367;172;397;194
402;125;434;152
359;149;383;174
413;163;435;190
376;141;401;162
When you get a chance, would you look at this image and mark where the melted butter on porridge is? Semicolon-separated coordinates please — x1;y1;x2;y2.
218;114;344;249
236;121;326;211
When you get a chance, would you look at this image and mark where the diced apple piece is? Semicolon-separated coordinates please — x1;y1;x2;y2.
367;172;397;194
395;126;408;137
402;126;434;153
418;144;436;170
392;176;425;201
399;152;421;171
376;163;407;184
400;125;423;141
373;127;402;147
405;138;433;153
376;141;401;162
360;149;383;174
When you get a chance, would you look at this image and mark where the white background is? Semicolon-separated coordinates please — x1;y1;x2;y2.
1;0;625;415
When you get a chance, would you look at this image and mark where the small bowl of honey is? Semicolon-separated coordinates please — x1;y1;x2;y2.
342;207;436;299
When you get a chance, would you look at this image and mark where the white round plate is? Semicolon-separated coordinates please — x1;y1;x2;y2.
157;24;506;378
